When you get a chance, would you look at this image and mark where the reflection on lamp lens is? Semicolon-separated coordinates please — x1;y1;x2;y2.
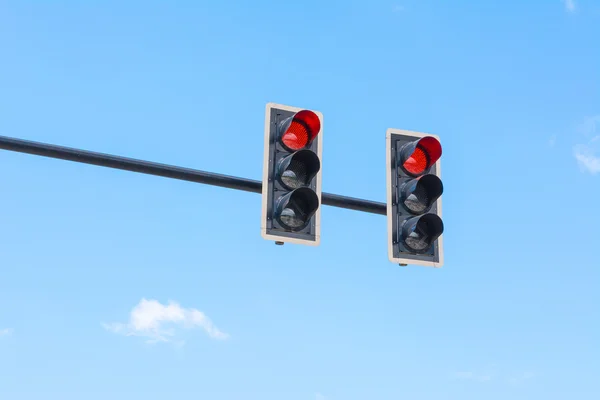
402;214;444;253
275;187;319;232
281;160;308;189
400;174;443;215
279;207;306;228
405;226;431;251
277;150;321;191
404;184;429;214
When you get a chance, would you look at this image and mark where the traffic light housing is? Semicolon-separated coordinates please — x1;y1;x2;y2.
261;103;323;245
386;128;444;267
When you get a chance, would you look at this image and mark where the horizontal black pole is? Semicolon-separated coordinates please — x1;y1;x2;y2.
0;135;387;216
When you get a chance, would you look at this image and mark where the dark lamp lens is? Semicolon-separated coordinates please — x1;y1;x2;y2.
280;207;308;229
402;214;444;253
278;150;321;190
404;183;430;214
401;174;443;215
401;136;442;175
276;187;319;231
280;110;321;151
281;165;305;189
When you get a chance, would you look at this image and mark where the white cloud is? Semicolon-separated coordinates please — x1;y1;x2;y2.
574;148;600;174
455;371;492;382
103;298;229;344
0;328;13;336
574;115;600;174
562;0;576;13
456;367;537;386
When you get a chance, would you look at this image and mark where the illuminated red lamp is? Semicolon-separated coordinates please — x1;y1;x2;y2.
400;136;442;176
279;110;321;151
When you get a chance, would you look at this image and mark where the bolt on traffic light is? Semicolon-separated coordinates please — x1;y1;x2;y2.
261;103;323;245
386;128;444;267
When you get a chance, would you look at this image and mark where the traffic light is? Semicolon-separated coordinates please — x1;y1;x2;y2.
386;128;444;267
261;103;323;245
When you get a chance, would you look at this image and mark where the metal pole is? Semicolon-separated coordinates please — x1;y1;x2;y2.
0;135;387;216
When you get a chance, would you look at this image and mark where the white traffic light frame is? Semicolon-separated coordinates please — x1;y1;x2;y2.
261;102;323;246
386;128;444;267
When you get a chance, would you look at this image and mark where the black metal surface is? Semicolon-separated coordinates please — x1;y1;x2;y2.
0;135;387;216
0;135;263;193
321;192;386;215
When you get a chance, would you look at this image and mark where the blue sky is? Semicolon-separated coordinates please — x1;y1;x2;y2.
1;0;599;399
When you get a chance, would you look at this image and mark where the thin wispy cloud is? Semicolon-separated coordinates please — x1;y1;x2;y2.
315;393;327;400
456;366;537;386
574;145;600;174
562;0;576;13
103;298;229;344
392;4;405;13
508;371;536;385
574;115;600;174
548;134;557;147
580;115;600;138
455;371;492;382
0;328;13;336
